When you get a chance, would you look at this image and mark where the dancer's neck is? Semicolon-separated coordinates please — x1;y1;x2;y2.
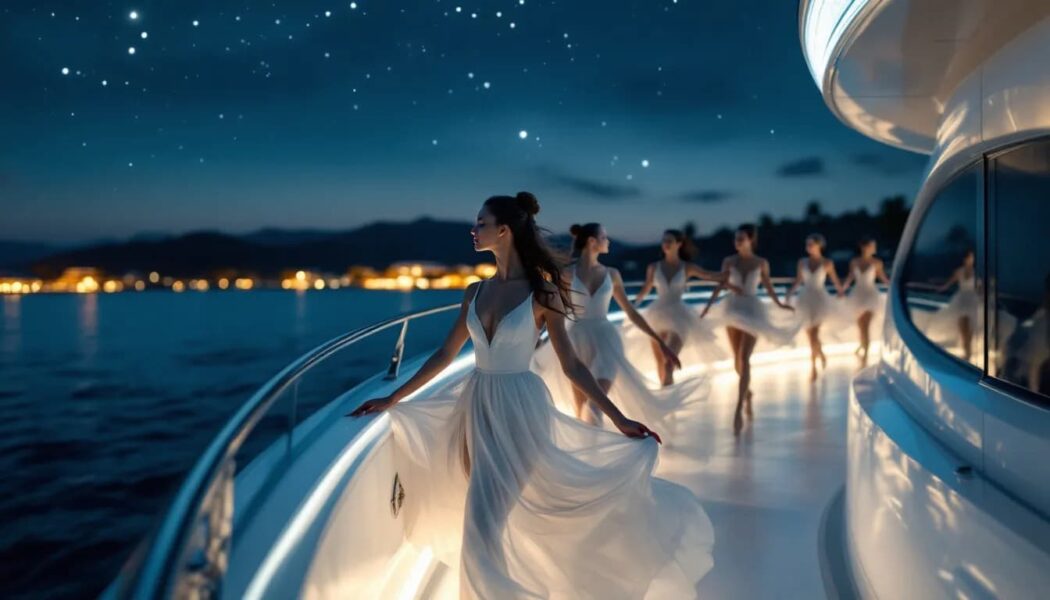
492;250;527;281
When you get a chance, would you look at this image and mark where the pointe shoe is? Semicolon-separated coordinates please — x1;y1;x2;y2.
745;391;754;418
733;411;744;435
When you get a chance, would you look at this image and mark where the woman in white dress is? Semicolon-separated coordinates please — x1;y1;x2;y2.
537;223;699;433
841;237;890;366
786;234;845;381
923;250;979;361
350;193;713;599
700;224;796;434
631;229;730;386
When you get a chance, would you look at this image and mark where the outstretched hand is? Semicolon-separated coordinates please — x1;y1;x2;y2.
615;417;662;444
347;395;396;417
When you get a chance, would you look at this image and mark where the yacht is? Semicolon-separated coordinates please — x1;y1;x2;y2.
105;1;1050;597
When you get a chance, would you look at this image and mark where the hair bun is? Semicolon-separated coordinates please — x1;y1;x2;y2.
515;191;540;216
569;223;582;237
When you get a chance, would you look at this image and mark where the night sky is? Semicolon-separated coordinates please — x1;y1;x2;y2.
0;1;926;244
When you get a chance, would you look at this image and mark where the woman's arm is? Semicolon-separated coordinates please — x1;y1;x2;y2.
935;267;961;294
542;291;661;442
875;259;891;285
700;257;731;318
786;259;804;301
686;262;742;294
349;283;477;416
633;263;656;308
760;259;792;310
610;269;681;369
826;259;845;296
841;259;856;291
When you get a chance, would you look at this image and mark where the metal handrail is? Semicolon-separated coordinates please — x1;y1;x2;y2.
111;275;814;598
119;302;460;599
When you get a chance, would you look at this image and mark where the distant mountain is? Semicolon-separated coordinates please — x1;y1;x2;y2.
29;218;491;278
0;241;62;272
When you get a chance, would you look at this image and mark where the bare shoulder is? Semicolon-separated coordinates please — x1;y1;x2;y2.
464;280;482;303
607;266;623;282
721;255;735;270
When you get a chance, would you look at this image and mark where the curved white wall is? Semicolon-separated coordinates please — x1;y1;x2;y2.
848;369;1050;598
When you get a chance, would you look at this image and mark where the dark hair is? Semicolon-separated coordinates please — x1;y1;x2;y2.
736;223;758;248
569;222;602;255
483;192;572;314
806;233;826;253
663;229;696;261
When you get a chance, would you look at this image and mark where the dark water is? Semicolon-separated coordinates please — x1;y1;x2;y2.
0;289;461;599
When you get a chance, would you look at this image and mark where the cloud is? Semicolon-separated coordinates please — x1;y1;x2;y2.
538;167;642;200
678;189;734;203
776;157;825;177
851;152;927;175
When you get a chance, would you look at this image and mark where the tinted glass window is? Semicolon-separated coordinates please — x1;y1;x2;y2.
990;141;1050;398
902;163;982;369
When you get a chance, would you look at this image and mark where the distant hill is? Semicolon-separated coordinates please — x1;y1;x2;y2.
29;218;492;278
0;241;62;272
22;199;910;280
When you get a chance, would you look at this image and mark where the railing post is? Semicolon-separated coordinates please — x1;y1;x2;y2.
386;320;409;380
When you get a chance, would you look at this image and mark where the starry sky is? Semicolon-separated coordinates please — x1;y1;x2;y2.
0;0;927;245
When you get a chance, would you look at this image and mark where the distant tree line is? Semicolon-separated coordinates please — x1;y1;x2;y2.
612;195;911;277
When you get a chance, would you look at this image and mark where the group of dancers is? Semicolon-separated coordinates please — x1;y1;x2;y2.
348;192;888;599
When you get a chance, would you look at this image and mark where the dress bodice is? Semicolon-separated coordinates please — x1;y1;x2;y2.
958;271;976;291
571;269;613;320
854;265;877;289
654;263;687;304
729;265;761;297
468;290;538;374
802;262;828;289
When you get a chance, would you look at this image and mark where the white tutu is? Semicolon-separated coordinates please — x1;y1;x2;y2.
533;317;708;437
845;265;884;319
388;287;714;599
625;264;728;367
703;265;800;346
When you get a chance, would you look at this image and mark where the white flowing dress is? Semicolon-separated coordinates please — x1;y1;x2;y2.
532;270;707;434
388;288;715;599
706;265;799;346
626;264;728;365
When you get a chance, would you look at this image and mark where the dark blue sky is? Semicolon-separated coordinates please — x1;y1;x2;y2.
0;0;926;244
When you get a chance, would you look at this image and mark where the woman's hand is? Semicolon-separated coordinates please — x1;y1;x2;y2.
348;395;396;417
614;416;663;444
659;341;682;370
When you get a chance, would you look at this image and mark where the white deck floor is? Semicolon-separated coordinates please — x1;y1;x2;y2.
664;356;856;599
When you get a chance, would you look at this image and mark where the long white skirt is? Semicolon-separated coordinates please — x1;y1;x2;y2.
389;369;715;599
704;294;800;346
625;300;728;367
532;318;708;438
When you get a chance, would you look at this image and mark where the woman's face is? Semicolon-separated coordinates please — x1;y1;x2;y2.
734;230;752;252
471;207;501;252
661;234;680;257
805;239;821;256
963;252;975;268
592;227;611;255
861;241;876;257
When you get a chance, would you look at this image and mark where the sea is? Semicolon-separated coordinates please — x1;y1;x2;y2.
0;289;462;599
